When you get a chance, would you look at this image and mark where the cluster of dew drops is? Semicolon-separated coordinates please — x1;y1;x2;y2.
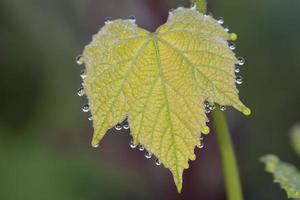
75;2;246;167
75;55;163;166
189;2;246;87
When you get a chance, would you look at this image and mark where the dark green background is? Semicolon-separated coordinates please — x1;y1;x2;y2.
0;0;299;199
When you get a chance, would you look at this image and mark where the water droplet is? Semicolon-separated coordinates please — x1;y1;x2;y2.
145;151;152;159
155;159;161;166
77;87;84;97
122;122;130;130
190;2;197;10
200;136;204;141
205;108;211;114
88;116;93;121
237;57;245;66
235;66;240;73
76;55;83;65
199;142;204;149
129;139;136;149
217;17;224;25
129;15;136;23
203;14;210;19
105;17;113;24
204;101;210;107
115;124;122;131
224;25;229;32
229;42;236;50
80;70;87;79
138;145;145;151
220;106;227;111
236;76;243;85
82;104;90;112
93;144;99;148
209;105;216;111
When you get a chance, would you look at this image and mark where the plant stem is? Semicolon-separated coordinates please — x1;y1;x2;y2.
212;109;244;200
193;0;207;13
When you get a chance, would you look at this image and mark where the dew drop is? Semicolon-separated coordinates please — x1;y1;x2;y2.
190;2;197;10
145;151;152;159
129;139;136;149
155;159;161;166
138;145;145;151
209;104;216;111
229;42;236;50
204;101;210;107
199;142;204;149
80;70;87;79
129;15;136;23
115;124;122;131
105;17;113;24
205;108;211;114
236;76;243;85
122;122;130;130
220;106;227;111
217;17;224;25
203;14;210;19
82;104;90;112
235;66;240;73
88;116;93;121
200;136;204;141
237;57;245;66
77;87;84;97
76;55;83;65
93;144;99;148
224;25;229;32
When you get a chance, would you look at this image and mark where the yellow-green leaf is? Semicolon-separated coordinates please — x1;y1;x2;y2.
81;7;250;192
260;155;300;198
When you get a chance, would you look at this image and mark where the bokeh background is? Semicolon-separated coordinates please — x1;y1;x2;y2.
1;0;300;199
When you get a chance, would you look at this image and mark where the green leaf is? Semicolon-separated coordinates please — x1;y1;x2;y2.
260;154;300;198
81;7;250;192
290;123;300;157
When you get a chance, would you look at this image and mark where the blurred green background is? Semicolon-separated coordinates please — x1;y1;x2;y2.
0;0;299;199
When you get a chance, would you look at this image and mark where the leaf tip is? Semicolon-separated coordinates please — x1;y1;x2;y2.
242;107;251;116
176;183;183;193
190;154;196;161
201;126;210;135
229;33;238;41
91;138;100;148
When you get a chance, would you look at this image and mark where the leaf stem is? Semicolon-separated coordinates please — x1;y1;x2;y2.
212;109;244;200
192;0;207;13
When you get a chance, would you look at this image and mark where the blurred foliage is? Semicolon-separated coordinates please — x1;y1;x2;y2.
261;155;300;199
290;123;300;158
0;0;300;199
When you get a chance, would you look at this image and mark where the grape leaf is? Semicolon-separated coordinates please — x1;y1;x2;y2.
81;7;250;192
260;155;300;198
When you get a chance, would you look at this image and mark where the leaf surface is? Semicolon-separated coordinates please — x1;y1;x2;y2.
82;8;250;192
260;155;300;198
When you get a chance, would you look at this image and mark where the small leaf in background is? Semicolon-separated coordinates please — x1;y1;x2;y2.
260;154;300;198
290;123;300;157
80;7;250;192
